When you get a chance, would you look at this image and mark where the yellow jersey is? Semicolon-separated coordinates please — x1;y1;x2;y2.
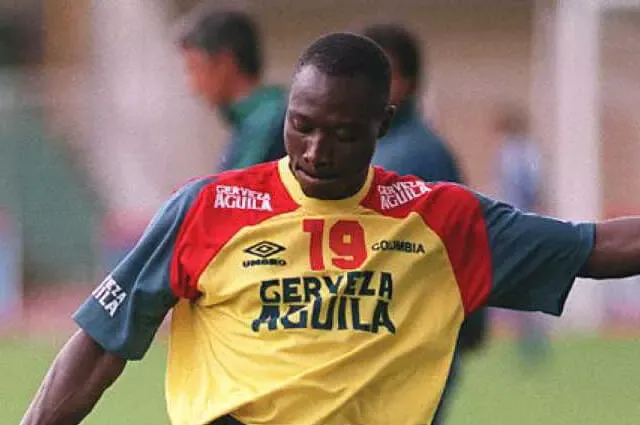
75;157;594;425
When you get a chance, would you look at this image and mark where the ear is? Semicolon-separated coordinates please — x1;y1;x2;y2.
378;105;396;138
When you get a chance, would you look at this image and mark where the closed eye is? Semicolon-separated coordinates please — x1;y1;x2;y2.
334;127;357;143
290;116;313;134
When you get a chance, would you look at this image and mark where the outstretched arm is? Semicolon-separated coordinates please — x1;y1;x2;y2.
19;177;211;425
20;329;126;425
580;217;640;279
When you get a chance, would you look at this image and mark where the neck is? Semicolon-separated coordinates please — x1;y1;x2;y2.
225;75;260;105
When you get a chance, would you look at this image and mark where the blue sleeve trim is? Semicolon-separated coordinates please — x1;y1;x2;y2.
73;177;214;359
475;192;595;316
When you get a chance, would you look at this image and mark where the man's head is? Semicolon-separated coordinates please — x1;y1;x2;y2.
179;9;261;106
286;32;394;200
362;24;422;107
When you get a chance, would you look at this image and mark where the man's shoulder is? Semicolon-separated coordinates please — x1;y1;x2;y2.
369;166;468;192
169;162;299;284
214;160;282;185
174;161;296;218
362;168;477;217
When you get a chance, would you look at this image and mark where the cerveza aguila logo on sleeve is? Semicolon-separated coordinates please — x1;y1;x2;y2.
214;185;272;211
378;181;430;210
92;275;127;317
251;271;396;334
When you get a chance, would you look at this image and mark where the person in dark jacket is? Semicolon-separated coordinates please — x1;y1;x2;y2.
179;8;286;171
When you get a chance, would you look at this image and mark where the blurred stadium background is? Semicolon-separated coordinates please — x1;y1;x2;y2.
1;0;640;423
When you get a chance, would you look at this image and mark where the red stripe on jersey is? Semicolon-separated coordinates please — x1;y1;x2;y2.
170;162;299;299
361;168;492;314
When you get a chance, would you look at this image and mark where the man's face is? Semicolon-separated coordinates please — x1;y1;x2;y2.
285;65;394;200
182;47;232;106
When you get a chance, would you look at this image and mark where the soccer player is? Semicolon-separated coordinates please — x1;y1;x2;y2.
20;33;640;425
363;23;485;425
179;8;286;171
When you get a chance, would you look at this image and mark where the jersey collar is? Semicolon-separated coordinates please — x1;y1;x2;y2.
278;157;374;213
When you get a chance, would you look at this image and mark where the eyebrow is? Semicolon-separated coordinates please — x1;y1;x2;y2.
287;110;361;127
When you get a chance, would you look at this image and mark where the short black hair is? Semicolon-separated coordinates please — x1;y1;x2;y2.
179;9;262;77
363;24;422;89
294;32;391;107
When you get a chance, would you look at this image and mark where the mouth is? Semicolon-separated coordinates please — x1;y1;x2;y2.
295;166;340;184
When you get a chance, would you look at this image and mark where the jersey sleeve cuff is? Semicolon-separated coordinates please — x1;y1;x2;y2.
538;222;596;316
72;298;150;361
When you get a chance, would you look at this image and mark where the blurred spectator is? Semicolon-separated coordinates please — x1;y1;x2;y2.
495;105;544;214
178;6;286;171
364;24;461;183
363;23;487;425
495;104;549;365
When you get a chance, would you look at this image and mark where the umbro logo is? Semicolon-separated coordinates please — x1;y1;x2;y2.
243;241;287;268
244;241;286;258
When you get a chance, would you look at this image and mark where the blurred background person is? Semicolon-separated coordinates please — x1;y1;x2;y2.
495;104;543;216
178;6;287;172
363;24;462;183
494;104;549;366
363;23;488;425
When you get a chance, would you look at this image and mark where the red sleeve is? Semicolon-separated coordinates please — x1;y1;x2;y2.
416;184;492;314
361;169;492;315
170;163;299;299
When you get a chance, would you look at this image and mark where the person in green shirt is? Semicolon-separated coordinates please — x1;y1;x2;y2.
179;8;287;171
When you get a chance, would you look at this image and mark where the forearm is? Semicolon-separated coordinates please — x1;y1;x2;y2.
580;217;640;279
21;329;126;425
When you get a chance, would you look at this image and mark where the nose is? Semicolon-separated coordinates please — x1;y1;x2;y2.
302;131;332;170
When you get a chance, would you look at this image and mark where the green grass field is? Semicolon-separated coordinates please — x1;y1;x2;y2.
2;336;639;425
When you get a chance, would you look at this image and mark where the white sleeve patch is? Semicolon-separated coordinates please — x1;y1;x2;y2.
92;275;128;317
378;181;431;210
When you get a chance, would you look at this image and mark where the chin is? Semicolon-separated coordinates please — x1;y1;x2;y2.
300;182;337;200
292;164;365;200
304;180;362;200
